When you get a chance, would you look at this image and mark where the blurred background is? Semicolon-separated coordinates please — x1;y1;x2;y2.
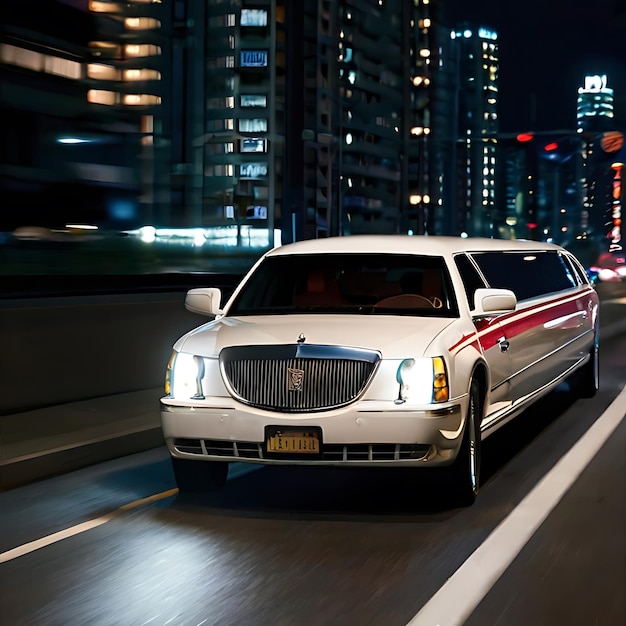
1;0;625;280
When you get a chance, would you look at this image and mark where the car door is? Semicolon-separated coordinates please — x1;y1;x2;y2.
472;250;587;404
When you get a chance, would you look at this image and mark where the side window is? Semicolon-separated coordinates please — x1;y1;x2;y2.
563;252;590;286
454;253;487;309
470;251;576;301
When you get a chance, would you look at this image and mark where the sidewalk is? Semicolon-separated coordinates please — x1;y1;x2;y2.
0;388;164;491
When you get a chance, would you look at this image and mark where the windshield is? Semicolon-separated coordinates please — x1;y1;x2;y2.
227;253;458;317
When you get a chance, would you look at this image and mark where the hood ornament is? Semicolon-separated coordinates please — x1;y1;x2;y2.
297;333;306;344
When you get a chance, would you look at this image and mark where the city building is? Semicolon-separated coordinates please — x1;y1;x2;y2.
443;24;500;238
0;0;153;231
171;0;447;245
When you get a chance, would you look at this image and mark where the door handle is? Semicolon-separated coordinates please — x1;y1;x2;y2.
498;337;510;352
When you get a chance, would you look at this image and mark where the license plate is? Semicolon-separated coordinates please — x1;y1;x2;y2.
267;430;320;454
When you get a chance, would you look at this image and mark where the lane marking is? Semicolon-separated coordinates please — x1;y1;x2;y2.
0;488;178;564
408;385;626;626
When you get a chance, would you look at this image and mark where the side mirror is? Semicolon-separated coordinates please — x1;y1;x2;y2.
473;288;516;316
185;287;222;317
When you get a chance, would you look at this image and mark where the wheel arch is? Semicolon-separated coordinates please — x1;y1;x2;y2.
470;362;488;426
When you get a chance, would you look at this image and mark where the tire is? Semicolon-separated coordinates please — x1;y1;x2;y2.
448;380;482;507
171;457;229;494
574;336;599;399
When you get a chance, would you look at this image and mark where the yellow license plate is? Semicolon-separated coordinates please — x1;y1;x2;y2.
267;431;320;453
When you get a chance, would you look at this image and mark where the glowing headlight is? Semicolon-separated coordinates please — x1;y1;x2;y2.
395;356;449;404
165;351;205;400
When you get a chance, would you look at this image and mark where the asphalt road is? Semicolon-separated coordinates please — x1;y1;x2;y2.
0;282;624;626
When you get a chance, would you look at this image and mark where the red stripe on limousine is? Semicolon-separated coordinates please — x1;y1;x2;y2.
449;291;595;355
495;293;589;341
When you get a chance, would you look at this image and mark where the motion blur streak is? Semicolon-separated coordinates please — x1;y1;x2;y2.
408;385;626;626
0;488;178;564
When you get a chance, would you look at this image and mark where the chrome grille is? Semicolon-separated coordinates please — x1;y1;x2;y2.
220;344;380;412
173;438;431;462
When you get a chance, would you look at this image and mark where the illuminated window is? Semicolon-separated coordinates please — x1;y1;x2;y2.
238;118;267;132
240;162;268;179
88;89;117;105
241;138;267;153
241;50;268;67
123;68;161;81
89;0;121;12
241;94;267;108
241;9;267;26
125;17;161;30
45;56;81;79
125;44;161;58
123;93;162;106
1;44;41;71
88;64;119;80
141;115;153;133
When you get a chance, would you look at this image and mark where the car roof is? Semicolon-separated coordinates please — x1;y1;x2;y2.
266;235;564;258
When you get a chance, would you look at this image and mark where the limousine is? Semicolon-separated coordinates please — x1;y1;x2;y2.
160;236;600;505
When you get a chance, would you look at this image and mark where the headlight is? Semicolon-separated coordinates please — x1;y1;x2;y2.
165;351;205;400
395;356;449;404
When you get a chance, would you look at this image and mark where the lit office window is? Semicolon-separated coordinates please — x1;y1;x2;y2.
125;17;161;30
1;44;41;71
88;63;119;80
124;68;161;81
45;56;81;79
241;94;267;108
241;50;268;67
238;118;267;132
123;94;162;106
88;89;117;105
125;44;161;58
89;1;120;12
241;138;267;153
240;162;268;179
241;9;267;26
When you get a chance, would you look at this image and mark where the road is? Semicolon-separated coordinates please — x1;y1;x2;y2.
0;282;624;626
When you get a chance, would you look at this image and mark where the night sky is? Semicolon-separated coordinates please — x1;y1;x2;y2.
445;0;626;133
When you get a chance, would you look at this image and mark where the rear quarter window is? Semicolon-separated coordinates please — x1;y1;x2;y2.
469;251;577;301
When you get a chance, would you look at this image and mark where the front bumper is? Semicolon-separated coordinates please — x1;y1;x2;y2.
160;397;466;467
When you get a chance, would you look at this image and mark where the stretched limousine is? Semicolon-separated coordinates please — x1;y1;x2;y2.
160;236;600;505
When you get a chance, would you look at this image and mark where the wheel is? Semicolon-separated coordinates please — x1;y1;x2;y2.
448;380;482;507
171;457;229;494
574;337;599;399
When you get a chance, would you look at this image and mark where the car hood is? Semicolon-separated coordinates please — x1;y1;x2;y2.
175;314;457;359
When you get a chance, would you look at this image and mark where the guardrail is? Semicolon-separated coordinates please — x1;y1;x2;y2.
1;274;242;415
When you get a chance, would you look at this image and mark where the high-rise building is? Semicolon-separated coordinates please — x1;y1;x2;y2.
444;24;499;238
168;0;448;244
577;74;624;252
577;74;615;132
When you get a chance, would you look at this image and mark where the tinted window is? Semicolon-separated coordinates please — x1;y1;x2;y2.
470;251;576;301
454;253;487;309
228;253;459;317
563;252;590;285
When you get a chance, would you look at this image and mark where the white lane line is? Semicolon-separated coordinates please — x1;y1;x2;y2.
408;385;626;626
0;488;178;564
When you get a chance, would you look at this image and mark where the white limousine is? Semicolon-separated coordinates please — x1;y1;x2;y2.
160;236;600;505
